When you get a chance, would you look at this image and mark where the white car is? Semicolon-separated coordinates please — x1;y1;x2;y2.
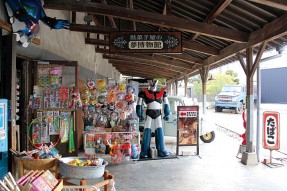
139;96;215;143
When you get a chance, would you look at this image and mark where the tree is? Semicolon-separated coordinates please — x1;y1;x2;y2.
225;69;240;84
191;72;236;102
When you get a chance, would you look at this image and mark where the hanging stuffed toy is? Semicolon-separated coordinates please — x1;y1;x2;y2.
69;87;82;109
117;83;126;94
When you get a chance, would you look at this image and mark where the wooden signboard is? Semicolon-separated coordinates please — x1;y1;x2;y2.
109;31;182;53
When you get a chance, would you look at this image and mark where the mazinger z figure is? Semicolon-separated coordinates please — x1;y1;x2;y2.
136;80;170;158
5;0;69;47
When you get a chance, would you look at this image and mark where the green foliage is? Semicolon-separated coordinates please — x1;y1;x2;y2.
225;69;240;84
191;72;236;101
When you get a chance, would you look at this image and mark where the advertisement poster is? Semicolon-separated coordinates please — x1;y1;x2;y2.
176;106;199;155
263;111;280;150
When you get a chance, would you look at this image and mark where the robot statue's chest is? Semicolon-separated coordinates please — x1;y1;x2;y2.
144;96;163;104
142;89;164;104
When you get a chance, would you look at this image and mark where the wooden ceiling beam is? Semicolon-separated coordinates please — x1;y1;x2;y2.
190;0;232;41
206;0;233;24
248;0;287;11
158;54;203;64
117;68;175;79
201;12;287;69
95;48;109;54
101;0;117;28
159;0;172;31
110;61;181;76
182;41;220;55
120;70;168;79
116;65;175;76
114;67;179;79
119;69;156;78
90;14;102;26
0;18;12;32
108;59;182;72
128;0;136;31
86;38;109;46
81;33;215;56
127;54;193;70
103;53;192;70
69;23;116;34
103;54;188;72
44;0;249;42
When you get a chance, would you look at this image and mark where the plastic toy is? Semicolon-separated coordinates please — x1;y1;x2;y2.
121;141;131;157
81;94;89;106
5;0;69;47
126;84;135;94
110;141;123;163
108;111;119;128
117;83;126;93
89;95;97;105
107;84;118;94
124;94;133;104
69;87;82;109
115;101;126;111
116;92;125;101
96;79;107;88
125;104;133;116
86;80;96;90
136;80;170;158
131;144;139;159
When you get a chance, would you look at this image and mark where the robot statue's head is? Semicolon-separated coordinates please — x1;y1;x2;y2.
148;80;158;92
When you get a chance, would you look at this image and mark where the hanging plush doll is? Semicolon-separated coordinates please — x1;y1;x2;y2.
69;87;82;109
107;93;117;111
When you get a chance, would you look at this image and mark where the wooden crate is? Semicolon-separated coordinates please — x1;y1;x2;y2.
15;157;59;178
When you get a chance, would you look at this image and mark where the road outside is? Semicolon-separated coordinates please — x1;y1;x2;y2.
203;103;287;158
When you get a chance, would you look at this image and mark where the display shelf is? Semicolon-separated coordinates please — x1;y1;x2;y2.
84;131;141;162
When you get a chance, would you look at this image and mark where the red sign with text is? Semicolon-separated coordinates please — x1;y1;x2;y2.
263;111;280;150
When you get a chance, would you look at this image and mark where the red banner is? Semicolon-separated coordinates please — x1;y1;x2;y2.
263;111;280;150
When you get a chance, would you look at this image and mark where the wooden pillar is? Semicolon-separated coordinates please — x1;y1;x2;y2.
199;66;209;114
245;47;255;152
175;80;178;96
238;41;267;165
184;76;188;97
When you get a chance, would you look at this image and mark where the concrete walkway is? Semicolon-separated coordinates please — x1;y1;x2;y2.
80;129;287;191
78;104;287;191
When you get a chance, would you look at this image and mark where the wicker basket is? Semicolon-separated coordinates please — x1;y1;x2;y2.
16;156;59;178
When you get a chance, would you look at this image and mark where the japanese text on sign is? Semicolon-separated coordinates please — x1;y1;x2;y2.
179;111;197;118
129;41;163;49
130;35;163;41
266;116;276;145
263;112;280;150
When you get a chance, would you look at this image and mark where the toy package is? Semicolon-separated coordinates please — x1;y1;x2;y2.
81;79;141;163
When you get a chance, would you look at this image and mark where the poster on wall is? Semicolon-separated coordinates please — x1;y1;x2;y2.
263;111;280;150
176;105;199;156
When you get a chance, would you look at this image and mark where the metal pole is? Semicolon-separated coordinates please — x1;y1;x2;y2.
256;62;262;162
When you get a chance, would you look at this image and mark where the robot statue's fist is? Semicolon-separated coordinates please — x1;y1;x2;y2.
138;116;145;122
163;115;169;121
44;17;70;29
